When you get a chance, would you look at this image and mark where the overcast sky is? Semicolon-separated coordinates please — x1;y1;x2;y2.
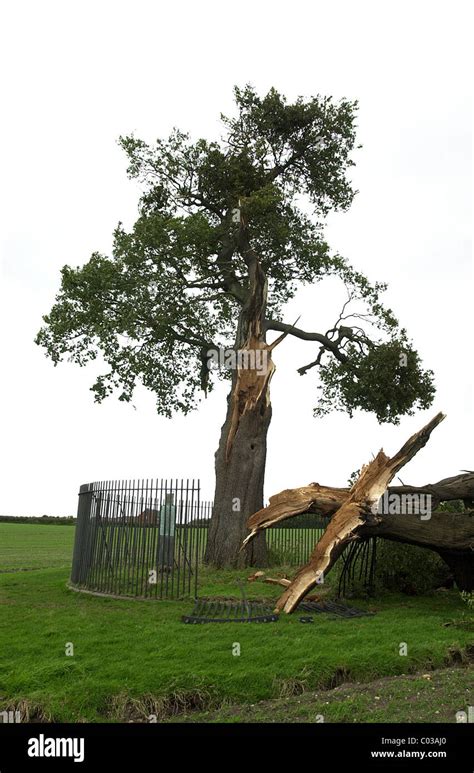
0;0;471;516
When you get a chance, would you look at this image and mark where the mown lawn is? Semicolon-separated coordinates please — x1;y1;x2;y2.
0;523;472;723
0;523;74;571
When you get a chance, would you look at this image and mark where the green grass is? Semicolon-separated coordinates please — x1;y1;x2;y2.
0;523;75;571
0;523;472;723
0;521;321;575
173;666;473;723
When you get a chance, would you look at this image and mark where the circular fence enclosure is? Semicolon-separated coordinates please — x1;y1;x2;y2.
70;479;206;599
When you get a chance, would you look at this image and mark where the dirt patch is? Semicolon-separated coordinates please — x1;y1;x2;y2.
105;689;219;722
0;699;52;723
172;664;474;723
445;643;474;665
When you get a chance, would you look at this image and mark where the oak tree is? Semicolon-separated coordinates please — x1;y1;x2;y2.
36;86;435;566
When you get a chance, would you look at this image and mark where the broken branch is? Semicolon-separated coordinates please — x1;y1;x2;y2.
244;413;447;613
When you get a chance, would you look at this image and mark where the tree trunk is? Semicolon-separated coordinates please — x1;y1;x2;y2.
359;512;474;591
205;228;286;567
205;386;270;567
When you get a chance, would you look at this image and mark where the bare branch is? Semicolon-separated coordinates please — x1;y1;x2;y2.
264;319;349;365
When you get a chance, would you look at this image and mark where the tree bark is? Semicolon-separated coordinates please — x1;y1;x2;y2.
205;227;286;567
205;385;271;567
359;511;474;552
246;474;474;544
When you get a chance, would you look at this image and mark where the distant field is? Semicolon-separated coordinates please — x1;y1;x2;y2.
0;521;323;572
0;523;75;571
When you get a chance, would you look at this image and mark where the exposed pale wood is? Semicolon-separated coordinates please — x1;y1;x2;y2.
242;484;346;549
270;413;446;613
244;475;474;548
263;576;291;587
247;571;265;582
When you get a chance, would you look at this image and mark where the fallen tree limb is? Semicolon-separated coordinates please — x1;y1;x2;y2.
263;577;291;587
390;472;474;510
264;413;447;613
243;413;474;603
245;472;474;547
359;510;473;551
359;512;474;592
242;484;347;549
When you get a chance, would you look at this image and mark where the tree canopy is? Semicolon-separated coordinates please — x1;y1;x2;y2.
36;85;435;423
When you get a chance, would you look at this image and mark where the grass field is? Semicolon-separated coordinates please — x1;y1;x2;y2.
0;523;74;571
0;523;472;723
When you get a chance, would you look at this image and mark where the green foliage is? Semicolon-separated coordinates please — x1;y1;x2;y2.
316;339;435;424
36;84;435;421
373;542;450;596
460;591;474;610
220;85;359;215
334;540;450;598
438;500;466;513
347;469;360;487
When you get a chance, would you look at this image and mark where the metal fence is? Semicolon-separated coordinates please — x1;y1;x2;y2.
189;510;326;566
70;481;330;600
265;513;326;565
70;479;203;599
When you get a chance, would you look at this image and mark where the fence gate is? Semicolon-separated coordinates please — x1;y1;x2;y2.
70;479;203;599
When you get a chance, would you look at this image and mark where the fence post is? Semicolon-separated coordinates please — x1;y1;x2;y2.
71;483;93;585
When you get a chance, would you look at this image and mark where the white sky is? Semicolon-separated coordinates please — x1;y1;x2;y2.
0;0;472;516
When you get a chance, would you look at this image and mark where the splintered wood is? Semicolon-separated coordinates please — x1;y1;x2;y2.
243;413;446;613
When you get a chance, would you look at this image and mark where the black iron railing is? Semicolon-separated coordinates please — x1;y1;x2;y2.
70;479;203;599
266;513;327;565
70;481;337;600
